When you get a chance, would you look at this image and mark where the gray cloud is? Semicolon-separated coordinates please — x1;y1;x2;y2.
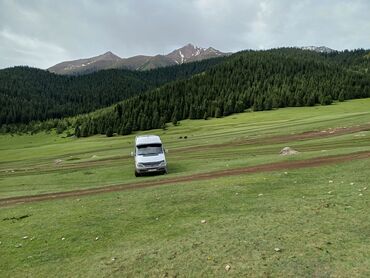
0;0;369;69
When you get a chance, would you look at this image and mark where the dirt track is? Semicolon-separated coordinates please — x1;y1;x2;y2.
176;124;370;153
1;150;370;207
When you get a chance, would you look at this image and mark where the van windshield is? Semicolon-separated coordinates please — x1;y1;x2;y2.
137;144;163;156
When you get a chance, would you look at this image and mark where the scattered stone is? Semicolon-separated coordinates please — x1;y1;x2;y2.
15;243;22;248
111;257;116;261
61;237;65;241
279;147;299;156
54;159;63;164
258;193;263;197
95;237;99;241
156;217;159;221
91;155;98;158
363;187;367;190
225;264;231;271
22;236;28;239
201;219;207;224
274;247;281;252
359;193;363;196
284;172;288;175
329;180;333;183
350;182;355;185
328;191;333;194
235;192;239;195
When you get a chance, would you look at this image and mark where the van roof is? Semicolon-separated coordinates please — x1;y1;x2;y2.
135;135;162;146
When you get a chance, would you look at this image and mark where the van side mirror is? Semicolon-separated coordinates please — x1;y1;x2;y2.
130;151;134;157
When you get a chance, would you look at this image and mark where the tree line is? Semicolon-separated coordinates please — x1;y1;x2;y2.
0;57;226;126
1;48;370;136
71;48;370;137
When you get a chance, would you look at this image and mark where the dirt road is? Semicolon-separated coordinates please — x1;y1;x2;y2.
1;150;370;207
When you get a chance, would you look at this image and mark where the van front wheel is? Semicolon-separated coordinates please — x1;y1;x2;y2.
135;171;140;177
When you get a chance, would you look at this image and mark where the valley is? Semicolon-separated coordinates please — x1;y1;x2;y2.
1;99;369;276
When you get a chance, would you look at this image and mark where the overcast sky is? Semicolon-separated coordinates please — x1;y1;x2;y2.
0;0;369;69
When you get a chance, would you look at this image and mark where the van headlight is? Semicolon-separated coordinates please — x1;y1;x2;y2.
136;163;145;168
159;160;166;167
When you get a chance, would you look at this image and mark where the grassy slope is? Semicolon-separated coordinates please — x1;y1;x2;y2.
1;99;370;198
0;99;370;277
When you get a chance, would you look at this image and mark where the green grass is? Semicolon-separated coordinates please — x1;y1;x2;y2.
1;99;370;276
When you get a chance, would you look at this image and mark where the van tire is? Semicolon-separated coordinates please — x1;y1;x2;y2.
135;171;140;177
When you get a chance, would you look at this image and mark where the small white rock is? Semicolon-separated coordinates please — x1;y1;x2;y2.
329;180;333;183
61;237;65;241
274;247;281;252
225;264;231;271
95;237;99;241
359;193;363;196
350;182;354;185
258;193;263;197
328;191;332;194
284;172;288;175
22;236;28;239
201;219;207;224
111;257;116;261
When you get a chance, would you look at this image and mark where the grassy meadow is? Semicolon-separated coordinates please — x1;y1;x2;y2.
0;99;370;277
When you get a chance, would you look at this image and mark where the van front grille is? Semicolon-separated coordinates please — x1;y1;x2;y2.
142;161;162;167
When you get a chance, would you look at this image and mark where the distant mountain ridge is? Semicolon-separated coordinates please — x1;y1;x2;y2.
48;43;230;75
300;46;336;53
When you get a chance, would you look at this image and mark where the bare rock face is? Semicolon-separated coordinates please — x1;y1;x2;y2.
279;147;299;156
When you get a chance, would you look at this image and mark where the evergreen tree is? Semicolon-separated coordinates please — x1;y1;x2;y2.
106;126;113;137
74;126;81;138
172;113;178;126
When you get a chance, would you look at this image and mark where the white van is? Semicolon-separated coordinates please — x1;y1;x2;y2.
132;135;168;177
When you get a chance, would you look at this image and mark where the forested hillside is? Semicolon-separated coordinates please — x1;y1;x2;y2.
69;48;370;137
0;57;226;125
1;48;369;136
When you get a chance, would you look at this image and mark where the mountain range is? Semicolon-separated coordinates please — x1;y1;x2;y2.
48;43;230;75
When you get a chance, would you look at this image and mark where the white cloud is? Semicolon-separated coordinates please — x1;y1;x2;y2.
0;29;68;68
0;0;369;69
